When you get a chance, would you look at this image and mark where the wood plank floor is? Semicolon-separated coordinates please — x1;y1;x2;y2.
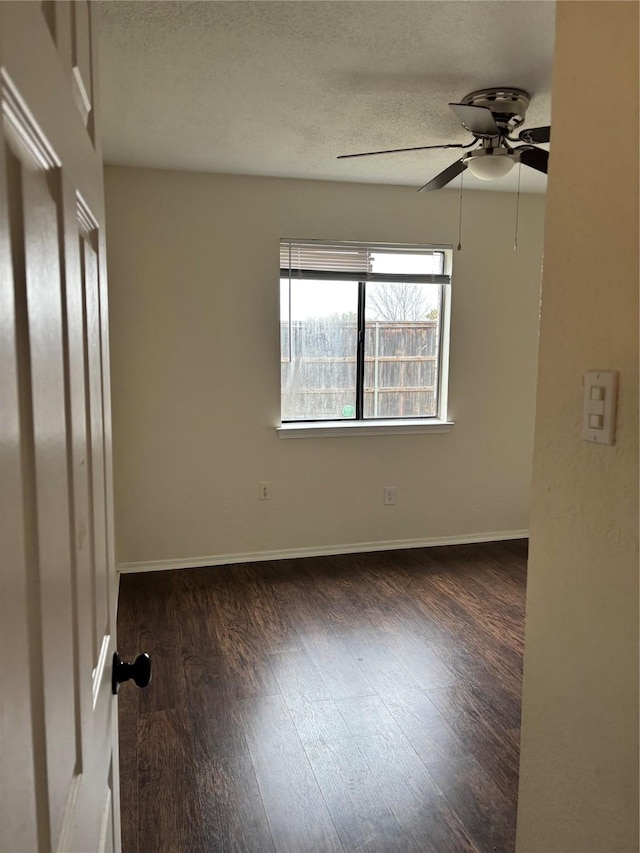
117;540;527;853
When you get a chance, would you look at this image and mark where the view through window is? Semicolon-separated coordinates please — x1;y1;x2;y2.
280;241;452;422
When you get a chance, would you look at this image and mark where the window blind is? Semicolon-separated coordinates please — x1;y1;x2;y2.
280;240;450;284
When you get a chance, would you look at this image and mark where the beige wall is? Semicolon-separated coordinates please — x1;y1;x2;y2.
516;3;639;851
105;168;545;568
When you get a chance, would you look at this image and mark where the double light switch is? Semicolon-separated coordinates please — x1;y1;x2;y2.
582;370;618;445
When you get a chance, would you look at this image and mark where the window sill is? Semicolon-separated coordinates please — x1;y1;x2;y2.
277;419;454;439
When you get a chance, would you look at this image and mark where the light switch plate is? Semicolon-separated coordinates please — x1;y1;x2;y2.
582;370;618;445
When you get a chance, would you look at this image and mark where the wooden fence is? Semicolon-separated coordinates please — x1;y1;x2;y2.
281;320;439;419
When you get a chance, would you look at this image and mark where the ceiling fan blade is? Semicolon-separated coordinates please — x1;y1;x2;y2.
418;157;467;193
337;142;471;160
519;146;549;174
449;103;499;136
519;125;551;144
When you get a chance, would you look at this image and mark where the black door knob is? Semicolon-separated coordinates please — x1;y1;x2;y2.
112;652;151;695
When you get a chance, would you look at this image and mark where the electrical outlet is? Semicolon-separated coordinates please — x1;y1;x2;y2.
259;481;271;500
383;486;396;506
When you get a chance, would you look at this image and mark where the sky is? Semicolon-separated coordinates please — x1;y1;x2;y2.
280;252;443;321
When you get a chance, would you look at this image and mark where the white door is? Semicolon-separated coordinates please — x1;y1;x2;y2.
0;3;120;851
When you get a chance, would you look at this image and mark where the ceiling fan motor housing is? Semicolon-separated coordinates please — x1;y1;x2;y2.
461;87;530;133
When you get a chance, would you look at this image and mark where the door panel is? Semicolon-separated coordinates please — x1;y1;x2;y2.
0;116;40;853
1;3;118;851
71;1;93;128
81;227;110;663
42;0;73;74
22;156;79;849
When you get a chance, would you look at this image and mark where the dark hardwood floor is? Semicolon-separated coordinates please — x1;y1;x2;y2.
117;540;528;853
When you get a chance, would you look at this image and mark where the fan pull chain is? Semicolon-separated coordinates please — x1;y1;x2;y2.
514;162;522;251
457;171;464;251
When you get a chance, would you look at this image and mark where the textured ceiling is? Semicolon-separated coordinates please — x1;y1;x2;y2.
96;1;555;193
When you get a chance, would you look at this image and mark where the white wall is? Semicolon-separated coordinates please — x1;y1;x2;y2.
516;2;639;851
104;169;545;568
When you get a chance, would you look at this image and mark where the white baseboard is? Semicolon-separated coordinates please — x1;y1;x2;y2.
117;530;529;574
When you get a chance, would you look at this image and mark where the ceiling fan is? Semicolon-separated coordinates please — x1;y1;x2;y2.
338;87;550;191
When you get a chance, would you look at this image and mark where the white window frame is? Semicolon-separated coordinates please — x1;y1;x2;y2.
277;239;454;438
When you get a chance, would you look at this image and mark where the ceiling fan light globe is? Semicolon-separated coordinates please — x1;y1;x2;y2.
466;151;516;181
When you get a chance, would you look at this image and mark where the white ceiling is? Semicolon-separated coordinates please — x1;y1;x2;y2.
96;1;555;193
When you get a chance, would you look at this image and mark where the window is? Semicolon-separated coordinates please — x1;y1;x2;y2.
280;240;452;429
